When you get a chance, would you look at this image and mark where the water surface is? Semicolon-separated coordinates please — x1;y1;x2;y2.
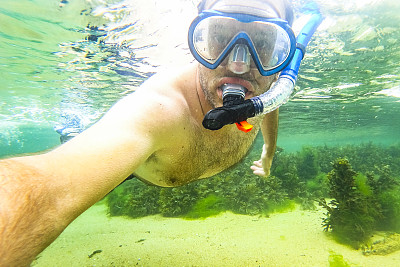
1;0;399;154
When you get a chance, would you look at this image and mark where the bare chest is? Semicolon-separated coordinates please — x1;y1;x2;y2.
134;123;260;187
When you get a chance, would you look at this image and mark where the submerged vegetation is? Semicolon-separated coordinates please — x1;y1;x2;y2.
319;159;382;248
328;250;351;267
319;155;400;248
107;142;400;246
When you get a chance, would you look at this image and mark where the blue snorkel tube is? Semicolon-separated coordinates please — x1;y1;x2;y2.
251;3;324;115
202;4;324;131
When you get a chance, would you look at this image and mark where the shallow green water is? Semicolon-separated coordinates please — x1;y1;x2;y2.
2;0;400;266
1;0;400;156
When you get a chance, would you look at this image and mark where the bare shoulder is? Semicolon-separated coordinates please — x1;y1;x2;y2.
99;65;197;140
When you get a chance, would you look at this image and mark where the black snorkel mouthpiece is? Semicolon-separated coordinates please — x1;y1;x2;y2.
202;84;256;132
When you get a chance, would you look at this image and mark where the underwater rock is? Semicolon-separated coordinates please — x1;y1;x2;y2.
363;233;400;256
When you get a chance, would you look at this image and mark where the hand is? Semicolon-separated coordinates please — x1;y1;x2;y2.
250;144;272;177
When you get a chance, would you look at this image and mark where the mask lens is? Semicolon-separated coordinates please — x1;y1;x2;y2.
250;22;292;70
192;16;238;63
190;13;295;74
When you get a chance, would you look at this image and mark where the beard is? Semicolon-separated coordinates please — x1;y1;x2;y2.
198;69;220;109
197;64;277;110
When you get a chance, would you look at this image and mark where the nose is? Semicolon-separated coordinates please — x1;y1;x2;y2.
228;44;251;74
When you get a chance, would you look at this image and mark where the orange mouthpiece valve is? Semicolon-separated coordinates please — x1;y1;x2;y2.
235;121;253;133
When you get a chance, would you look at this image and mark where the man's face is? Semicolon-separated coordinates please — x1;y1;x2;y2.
197;16;280;108
198;62;278;108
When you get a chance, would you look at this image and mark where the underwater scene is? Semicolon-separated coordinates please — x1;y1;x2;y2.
1;0;400;266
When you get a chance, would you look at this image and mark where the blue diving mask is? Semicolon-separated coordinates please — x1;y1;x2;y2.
188;10;297;76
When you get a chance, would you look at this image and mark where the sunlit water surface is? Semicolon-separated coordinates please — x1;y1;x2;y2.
1;0;400;156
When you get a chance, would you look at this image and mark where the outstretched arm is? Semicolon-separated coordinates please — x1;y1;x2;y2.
0;157;79;267
0;89;165;266
250;108;279;177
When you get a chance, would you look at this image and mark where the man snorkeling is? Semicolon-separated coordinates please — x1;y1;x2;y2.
0;0;296;265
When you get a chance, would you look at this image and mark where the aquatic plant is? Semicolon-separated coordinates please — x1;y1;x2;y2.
158;183;199;217
307;172;329;198
107;178;160;218
328;251;351;267
270;146;328;208
368;165;399;193
221;165;289;216
320;158;382;248
270;149;303;199
326;158;357;202
367;166;400;232
106;143;400;222
377;188;400;232
107;183;129;216
297;146;320;181
184;194;226;219
312;142;400;176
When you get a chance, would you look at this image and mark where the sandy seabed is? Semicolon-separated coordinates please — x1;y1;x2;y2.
32;203;400;267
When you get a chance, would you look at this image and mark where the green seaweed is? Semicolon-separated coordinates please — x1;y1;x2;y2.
107;178;160;218
320;158;382;248
297;146;320;181
107;183;129;216
265;199;296;214
355;173;372;197
184;194;226;219
223;172;288;216
158;183;199;217
328;251;351;267
376;188;400;232
105;143;400;228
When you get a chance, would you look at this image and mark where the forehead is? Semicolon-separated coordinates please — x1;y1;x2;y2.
203;0;280;19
